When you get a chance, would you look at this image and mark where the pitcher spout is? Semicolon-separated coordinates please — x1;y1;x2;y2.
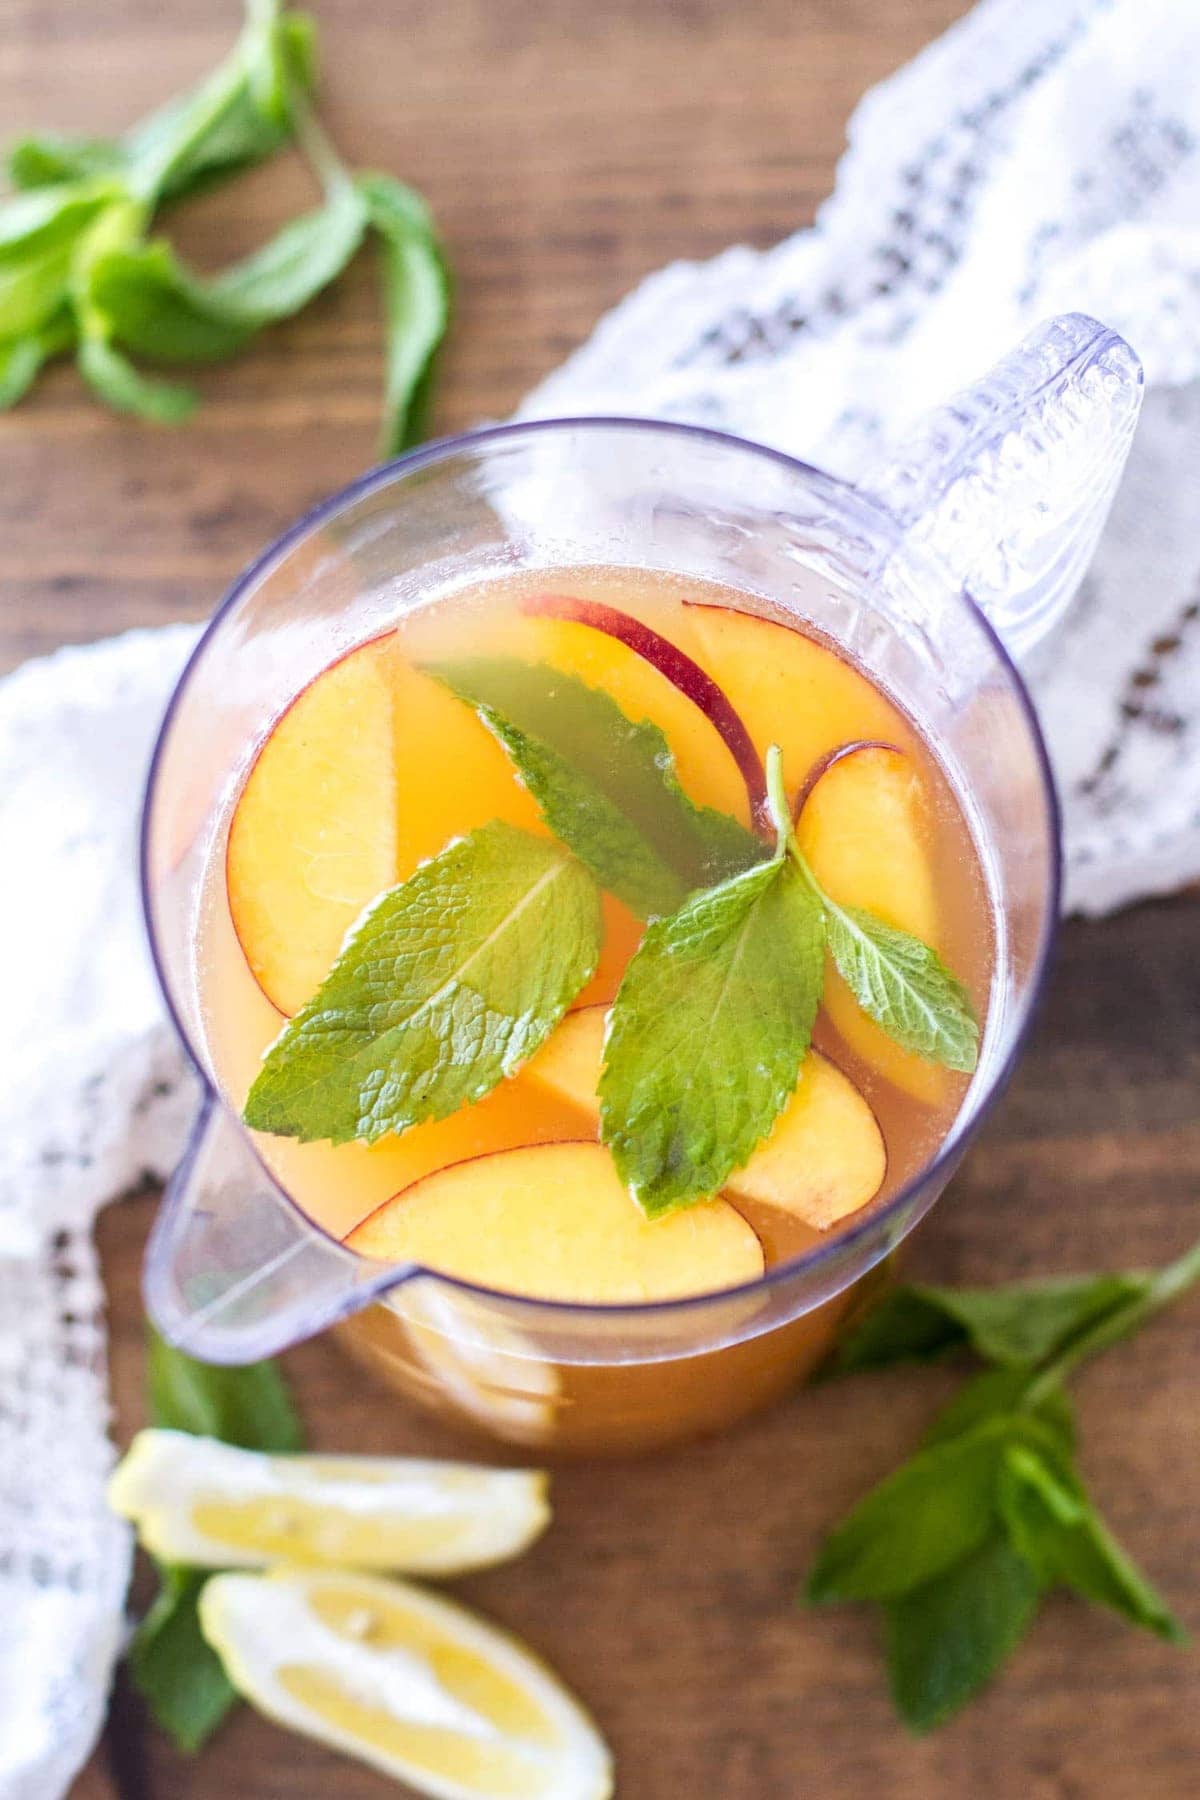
143;1094;408;1364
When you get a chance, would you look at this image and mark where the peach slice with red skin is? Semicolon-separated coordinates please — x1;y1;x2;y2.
525;1005;886;1231
683;602;919;802
347;1141;765;1303
227;603;755;1018
522;593;771;831
795;739;949;1105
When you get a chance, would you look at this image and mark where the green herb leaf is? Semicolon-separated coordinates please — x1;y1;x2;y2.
999;1446;1186;1643
0;183;119;339
920;1367;1075;1455
146;1325;302;1450
359;172;451;455
600;836;823;1216
115;12;316;203
820;900;979;1072
130;1565;237;1754
828;1272;1152;1375
244;821;602;1145
77;334;197;422
807;1416;1019;1604
0;336;46;408
6;7;312;201
87;183;367;364
7;136;125;190
0;7;443;437
427;655;764;919
211;181;366;318
885;1535;1040;1733
124;1;310;203
83;242;256;363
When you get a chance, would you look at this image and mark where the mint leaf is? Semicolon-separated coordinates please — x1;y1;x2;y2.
600;845;823;1216
0;335;46;408
829;1273;1152;1375
146;1325;302;1450
426;655;763;919
807;1417;1019;1604
7;135;126;189
920;1368;1075;1455
88;183;367;364
820;901;979;1072
885;1535;1040;1733
999;1446;1185;1643
807;1409;1069;1605
130;1565;237;1754
359;172;451;455
244;822;601;1144
77;334;197;423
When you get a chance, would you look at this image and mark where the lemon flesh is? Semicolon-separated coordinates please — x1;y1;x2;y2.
109;1430;549;1574
200;1567;613;1800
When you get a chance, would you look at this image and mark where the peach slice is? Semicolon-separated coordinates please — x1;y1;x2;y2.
227;635;544;1019
402;601;755;835
521;594;770;829
226;639;399;1018
257;1073;585;1244
347;1142;765;1303
795;741;948;1105
684;603;917;805
230;602;750;1017
387;644;544;878
525;1006;886;1231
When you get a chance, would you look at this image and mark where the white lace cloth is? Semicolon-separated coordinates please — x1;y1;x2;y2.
3;0;1199;1792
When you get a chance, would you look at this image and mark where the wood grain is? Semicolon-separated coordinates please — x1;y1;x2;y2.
1;1;1196;1796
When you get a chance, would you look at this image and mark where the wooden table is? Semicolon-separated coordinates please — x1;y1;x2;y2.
3;1;1197;1794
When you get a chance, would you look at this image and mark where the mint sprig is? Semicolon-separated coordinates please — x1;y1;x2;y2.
426;654;764;919
807;1238;1200;1732
594;744;976;1213
0;2;450;443
244;821;601;1145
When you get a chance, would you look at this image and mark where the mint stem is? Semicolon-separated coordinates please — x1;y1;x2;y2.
289;83;355;198
763;744;794;858
1022;1235;1200;1408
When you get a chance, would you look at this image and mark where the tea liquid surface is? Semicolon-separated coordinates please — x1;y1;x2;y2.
200;566;993;1296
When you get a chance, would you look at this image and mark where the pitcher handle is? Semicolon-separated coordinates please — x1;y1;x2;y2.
861;314;1143;658
144;1093;409;1363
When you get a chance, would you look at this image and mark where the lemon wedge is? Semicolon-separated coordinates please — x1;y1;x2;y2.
109;1430;550;1575
199;1568;613;1799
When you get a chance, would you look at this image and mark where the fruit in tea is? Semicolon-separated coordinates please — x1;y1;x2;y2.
682;603;914;805
795;740;948;1104
348;1142;765;1302
228;604;761;1017
522;593;769;826
212;572;986;1332
226;640;399;1017
526;1007;886;1230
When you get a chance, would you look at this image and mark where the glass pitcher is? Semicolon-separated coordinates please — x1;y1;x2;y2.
141;312;1142;1455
